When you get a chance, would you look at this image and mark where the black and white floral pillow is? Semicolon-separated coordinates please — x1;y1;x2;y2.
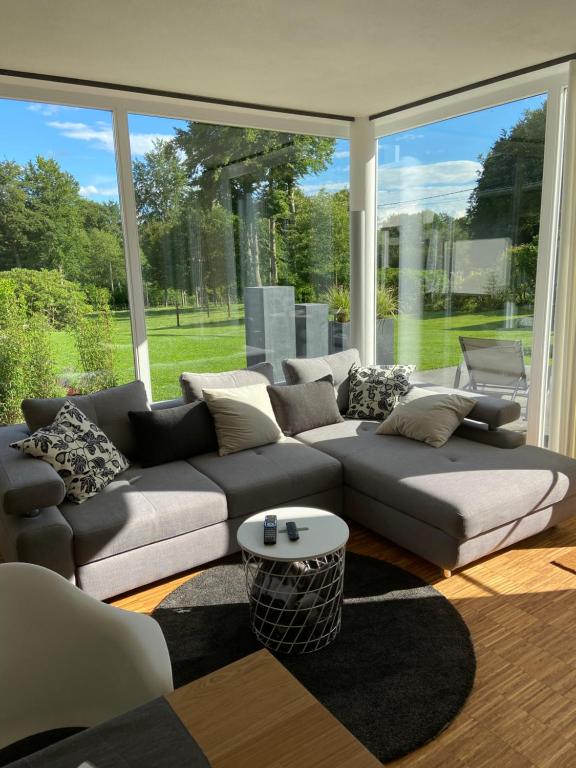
11;401;129;504
347;364;415;420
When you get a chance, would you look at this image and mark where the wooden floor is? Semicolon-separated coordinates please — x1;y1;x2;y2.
111;518;576;768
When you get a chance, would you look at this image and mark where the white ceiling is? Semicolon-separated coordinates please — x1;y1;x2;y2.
2;0;575;118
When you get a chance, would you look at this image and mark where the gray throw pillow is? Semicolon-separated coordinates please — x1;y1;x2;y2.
376;391;476;447
11;401;129;503
180;363;274;403
281;348;360;414
22;380;149;460
267;381;344;436
202;384;283;456
347;364;415;420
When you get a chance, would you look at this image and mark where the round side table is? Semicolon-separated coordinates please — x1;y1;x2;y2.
237;508;349;655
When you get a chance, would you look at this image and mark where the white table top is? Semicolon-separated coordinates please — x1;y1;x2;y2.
237;508;349;561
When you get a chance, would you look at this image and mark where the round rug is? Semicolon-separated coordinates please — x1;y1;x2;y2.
153;552;475;763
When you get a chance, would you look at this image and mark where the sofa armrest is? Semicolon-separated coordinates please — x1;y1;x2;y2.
0;424;66;516
455;421;526;448
0;505;76;582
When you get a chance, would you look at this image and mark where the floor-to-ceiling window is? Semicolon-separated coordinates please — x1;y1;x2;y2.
127;115;350;400
0;97;134;424
376;94;549;433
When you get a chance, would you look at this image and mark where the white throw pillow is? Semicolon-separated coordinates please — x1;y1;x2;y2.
376;390;476;447
202;384;283;456
11;400;129;503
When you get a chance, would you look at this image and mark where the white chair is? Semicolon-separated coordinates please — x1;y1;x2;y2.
0;562;174;750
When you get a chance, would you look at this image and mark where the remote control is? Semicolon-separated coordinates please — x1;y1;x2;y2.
286;521;300;541
263;514;277;545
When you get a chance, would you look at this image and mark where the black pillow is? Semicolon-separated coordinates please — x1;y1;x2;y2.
267;380;344;437
128;401;218;467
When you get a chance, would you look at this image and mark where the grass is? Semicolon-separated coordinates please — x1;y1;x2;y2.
50;305;535;401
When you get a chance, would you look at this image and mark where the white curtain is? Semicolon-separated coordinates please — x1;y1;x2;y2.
549;61;576;457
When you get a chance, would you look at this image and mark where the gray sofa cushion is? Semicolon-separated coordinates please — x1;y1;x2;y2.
189;438;342;519
267;380;343;436
60;461;227;565
282;348;361;413
180;363;274;403
0;424;66;516
21;381;149;460
296;419;380;460
341;435;576;539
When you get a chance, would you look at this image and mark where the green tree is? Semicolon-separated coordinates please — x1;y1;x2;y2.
467;103;546;245
20;157;89;278
0;160;28;270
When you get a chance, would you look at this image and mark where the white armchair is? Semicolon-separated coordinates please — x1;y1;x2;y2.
0;562;174;750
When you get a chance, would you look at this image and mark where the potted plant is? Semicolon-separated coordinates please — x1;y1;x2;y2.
376;286;397;364
324;285;351;353
323;285;397;359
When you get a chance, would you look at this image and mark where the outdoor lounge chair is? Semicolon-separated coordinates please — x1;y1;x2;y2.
453;336;529;401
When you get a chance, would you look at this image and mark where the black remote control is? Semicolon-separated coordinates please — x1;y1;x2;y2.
263;514;277;545
286;521;299;541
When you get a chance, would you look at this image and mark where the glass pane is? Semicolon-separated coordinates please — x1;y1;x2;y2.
128;114;350;400
377;95;547;434
0;98;134;424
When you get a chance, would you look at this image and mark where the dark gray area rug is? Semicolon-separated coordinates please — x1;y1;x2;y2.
153;552;475;764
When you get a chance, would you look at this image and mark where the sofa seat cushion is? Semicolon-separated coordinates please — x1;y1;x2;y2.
189;438;342;519
296;419;381;460
337;435;576;540
60;462;227;566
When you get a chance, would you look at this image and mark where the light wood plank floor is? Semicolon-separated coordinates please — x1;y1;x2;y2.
111;518;576;768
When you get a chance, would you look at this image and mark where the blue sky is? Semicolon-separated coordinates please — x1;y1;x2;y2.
377;93;546;222
0;93;545;214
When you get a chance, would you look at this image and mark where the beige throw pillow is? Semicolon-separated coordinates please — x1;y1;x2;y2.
203;384;283;456
376;390;476;447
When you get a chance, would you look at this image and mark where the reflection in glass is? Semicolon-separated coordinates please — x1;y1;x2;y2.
376;95;548;433
128;115;350;399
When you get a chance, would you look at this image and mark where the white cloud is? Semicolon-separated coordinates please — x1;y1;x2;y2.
334;149;350;159
377;159;481;222
299;180;349;196
47;120;173;156
27;103;61;117
79;184;118;198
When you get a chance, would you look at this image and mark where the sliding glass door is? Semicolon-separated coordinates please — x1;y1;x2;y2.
376;94;549;435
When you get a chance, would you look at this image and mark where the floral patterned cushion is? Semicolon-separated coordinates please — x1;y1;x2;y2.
10;401;129;504
347;364;415;420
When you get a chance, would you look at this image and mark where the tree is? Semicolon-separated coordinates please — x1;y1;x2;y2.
20;157;88;278
467;104;546;245
0;160;28;270
173;124;335;292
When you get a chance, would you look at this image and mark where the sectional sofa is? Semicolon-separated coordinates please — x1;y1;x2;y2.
1;348;576;600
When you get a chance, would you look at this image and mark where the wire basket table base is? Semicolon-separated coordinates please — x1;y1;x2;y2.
242;547;346;654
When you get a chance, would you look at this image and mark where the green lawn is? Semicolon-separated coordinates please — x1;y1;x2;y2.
50;305;535;401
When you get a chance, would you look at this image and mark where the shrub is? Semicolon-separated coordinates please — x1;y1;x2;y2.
0;268;90;329
323;285;350;322
0;281;60;424
73;289;118;393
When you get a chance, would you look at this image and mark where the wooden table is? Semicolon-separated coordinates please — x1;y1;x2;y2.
166;649;381;768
